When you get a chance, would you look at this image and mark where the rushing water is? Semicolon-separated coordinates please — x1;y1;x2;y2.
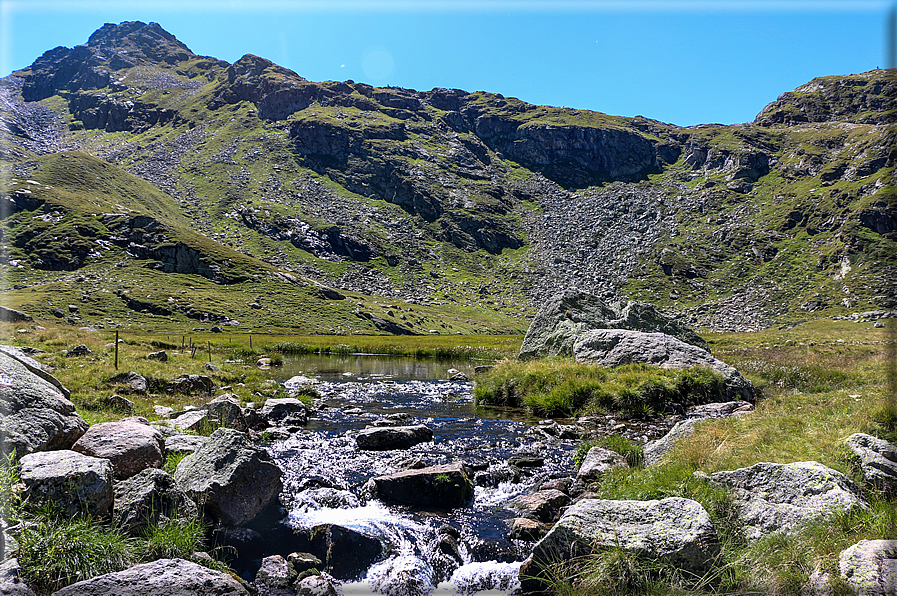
265;355;581;595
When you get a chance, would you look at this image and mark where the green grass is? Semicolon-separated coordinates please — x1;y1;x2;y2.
474;360;726;418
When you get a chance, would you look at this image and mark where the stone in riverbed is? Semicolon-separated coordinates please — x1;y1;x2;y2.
371;462;473;508
356;425;433;450
260;398;308;426
509;489;570;523
576;446;627;482
253;555;296;596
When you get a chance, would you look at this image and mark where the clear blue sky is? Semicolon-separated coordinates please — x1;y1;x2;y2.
1;1;892;126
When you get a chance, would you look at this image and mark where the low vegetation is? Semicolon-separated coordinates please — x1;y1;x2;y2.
550;321;895;595
474;360;725;418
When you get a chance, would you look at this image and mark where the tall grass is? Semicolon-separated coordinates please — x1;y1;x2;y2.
474;360;726;418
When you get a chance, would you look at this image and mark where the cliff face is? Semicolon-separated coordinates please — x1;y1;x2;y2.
1;21;894;332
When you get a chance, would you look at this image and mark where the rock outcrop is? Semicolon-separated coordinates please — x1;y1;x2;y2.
518;290;709;359
572;329;753;402
838;539;897;596
525;496;719;587
576;446;628;482
112;468;198;535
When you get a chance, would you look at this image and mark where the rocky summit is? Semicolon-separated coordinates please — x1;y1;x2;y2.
0;21;894;332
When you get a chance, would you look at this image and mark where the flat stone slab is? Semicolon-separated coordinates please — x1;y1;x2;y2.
356;425;433;450
710;461;869;541
49;558;249;596
72;420;164;480
371;462;473;509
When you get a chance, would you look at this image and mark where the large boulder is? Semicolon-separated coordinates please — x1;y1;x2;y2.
72;420;165;480
370;462;474;509
108;371;148;394
710;461;869;541
112;468;198;535
576;446;628;482
846;433;897;494
528;497;719;574
0;349;87;457
19;450;113;517
355;425;433;450
518;290;708;359
305;524;383;580
839;539;897;596
174;428;282;526
164;375;214;396
48;558;250;596
573;329;753;402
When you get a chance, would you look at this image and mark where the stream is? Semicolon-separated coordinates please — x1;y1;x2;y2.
264;354;581;595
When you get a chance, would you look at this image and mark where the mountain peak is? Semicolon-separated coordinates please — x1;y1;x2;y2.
85;21;194;66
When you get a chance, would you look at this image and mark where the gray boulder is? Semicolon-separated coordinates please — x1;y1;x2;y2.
259;398;308;426
573;329;753;402
509;489;570;523
253;555;296;596
643;418;705;466
19;450;113;517
113;468;198;535
356;425;433;450
0;307;32;323
171;410;209;433
164;375;214;396
174;428;282;526
72;420;165;480
0;558;37;596
48;558;249;596
0;346;68;398
846;433;897;493
518;290;708;359
206;394;247;431
529;497;719;573
839;539;897;596
147;350;168;362
164;434;209;456
0;350;87;457
710;461;869;541
371;462;473;508
509;517;548;541
686;400;753;418
109;371;148;394
296;575;339;596
64;344;92;357
576;446;628;482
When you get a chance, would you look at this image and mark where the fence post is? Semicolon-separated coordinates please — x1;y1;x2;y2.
114;330;119;370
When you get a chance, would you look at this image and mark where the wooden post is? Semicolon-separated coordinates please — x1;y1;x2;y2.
114;330;119;370
208;341;212;363
250;334;253;349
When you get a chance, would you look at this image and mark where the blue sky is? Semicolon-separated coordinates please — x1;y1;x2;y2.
0;1;892;126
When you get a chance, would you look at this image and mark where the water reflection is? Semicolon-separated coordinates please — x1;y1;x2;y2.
272;353;478;383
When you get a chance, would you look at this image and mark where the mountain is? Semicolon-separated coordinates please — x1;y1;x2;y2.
1;21;894;333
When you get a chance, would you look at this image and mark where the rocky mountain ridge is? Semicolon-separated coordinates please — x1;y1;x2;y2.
1;21;894;332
